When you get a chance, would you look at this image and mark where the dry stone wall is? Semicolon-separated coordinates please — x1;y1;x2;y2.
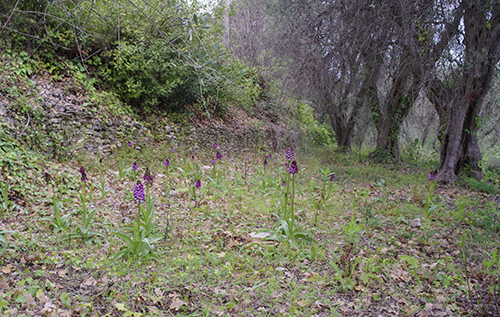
1;75;291;157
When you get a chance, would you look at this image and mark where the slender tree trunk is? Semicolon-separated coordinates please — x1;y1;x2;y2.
374;116;401;159
372;90;414;160
370;44;418;161
223;0;232;47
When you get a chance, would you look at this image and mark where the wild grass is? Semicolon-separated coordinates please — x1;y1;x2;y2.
0;143;498;316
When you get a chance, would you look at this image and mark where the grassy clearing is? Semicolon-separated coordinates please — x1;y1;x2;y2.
0;142;499;316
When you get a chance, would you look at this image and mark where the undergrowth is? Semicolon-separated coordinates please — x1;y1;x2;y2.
0;140;499;316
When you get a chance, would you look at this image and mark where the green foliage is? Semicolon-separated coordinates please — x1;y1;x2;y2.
265;166;315;248
0;133;45;208
401;139;438;164
483;249;500;275
298;102;335;148
423;182;445;220
0;181;10;214
2;0;231;116
97;171;111;199
112;222;163;262
41;195;71;232
470;201;500;234
113;160;131;180
0;230;14;245
341;217;365;244
98;39;197;111
228;69;264;115
483;165;500;187
66;184;104;245
465;177;499;195
113;193;163;262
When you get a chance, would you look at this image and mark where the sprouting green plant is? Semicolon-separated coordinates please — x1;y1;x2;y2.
341;217;365;244
482;248;500;295
187;162;201;202
163;158;171;203
359;256;382;286
459;233;473;308
400;255;420;271
0;230;14;245
0;180;10;213
97;161;110;199
258;155;270;192
330;256;356;292
176;157;193;178
313;167;335;224
483;249;500;275
113;181;163;262
423;182;445;220
266;160;315;248
320;167;335;203
207;171;224;190
42;195;70;232
67;180;103;245
113;160;130;180
207;158;224;190
113;221;162;263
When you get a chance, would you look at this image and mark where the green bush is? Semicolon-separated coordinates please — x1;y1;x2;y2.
298;102;335;148
97;38;198;112
465;178;499;195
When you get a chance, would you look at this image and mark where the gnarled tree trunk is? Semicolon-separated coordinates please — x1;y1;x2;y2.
428;0;500;184
330;108;356;150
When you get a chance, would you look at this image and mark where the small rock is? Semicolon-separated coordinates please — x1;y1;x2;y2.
410;218;422;228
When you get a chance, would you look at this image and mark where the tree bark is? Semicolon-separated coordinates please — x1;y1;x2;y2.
330;108;356;150
428;0;500;184
371;68;416;160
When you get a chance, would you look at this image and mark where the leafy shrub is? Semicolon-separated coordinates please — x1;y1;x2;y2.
470;201;500;234
298;102;335;148
232;71;265;115
484;165;500;186
98;38;198;112
465;177;499;195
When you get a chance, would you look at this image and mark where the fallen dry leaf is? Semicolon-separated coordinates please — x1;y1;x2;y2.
419;310;430;317
0;277;8;288
296;299;307;307
436;295;446;302
170;297;187;311
37;291;49;306
83;277;97;286
24;292;36;308
2;264;12;274
58;309;73;317
40;301;56;314
148;306;160;314
154;287;163;297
